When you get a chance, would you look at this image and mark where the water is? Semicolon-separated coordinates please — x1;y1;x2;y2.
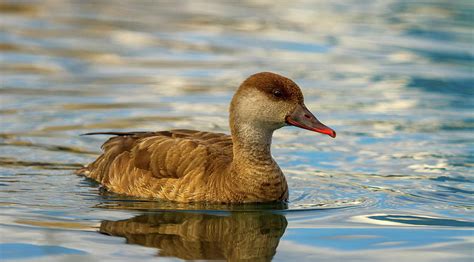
0;0;473;261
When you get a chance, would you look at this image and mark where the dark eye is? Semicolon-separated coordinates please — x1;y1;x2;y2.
273;89;283;98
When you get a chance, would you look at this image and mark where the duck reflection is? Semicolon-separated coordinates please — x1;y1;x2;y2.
99;211;287;261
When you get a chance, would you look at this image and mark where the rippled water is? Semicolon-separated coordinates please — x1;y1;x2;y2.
1;0;473;261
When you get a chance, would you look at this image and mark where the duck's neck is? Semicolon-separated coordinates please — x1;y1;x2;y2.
228;119;287;202
230;121;277;170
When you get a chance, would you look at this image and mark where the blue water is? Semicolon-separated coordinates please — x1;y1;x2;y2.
0;0;473;261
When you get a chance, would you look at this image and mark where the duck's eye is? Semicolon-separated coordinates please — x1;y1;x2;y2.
273;89;283;98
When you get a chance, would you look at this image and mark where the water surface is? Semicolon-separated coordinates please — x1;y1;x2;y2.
0;0;473;261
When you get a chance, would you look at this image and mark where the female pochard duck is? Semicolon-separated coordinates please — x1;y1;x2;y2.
78;72;336;203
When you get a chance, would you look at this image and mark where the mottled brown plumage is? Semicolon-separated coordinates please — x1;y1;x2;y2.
77;72;336;203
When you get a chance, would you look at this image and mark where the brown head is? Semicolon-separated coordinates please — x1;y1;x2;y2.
230;72;336;138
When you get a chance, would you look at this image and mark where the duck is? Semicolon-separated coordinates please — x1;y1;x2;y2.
77;72;336;203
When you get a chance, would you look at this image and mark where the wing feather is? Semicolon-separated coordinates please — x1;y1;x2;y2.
79;129;233;197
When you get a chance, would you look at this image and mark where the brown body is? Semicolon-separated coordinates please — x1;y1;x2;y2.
77;72;335;203
80;129;287;202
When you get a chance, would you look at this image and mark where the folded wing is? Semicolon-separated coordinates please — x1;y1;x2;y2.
77;130;233;199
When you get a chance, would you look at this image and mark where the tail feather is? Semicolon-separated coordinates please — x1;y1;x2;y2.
75;166;90;175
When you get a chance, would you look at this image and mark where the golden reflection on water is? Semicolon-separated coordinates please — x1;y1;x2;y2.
0;2;38;14
100;212;287;261
93;194;289;211
15;219;96;231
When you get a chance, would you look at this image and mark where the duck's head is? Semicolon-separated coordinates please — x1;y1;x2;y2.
230;72;336;138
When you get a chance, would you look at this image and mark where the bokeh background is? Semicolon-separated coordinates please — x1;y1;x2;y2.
0;1;473;261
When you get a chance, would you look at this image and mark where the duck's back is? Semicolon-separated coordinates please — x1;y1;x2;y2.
78;129;234;201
